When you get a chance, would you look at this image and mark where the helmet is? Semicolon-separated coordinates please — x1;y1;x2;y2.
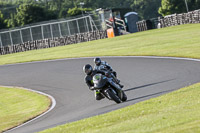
94;57;101;66
83;64;93;75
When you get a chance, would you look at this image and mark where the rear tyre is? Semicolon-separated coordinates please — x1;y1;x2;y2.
121;91;127;102
107;89;121;104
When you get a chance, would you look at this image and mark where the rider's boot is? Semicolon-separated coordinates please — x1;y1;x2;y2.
95;90;105;100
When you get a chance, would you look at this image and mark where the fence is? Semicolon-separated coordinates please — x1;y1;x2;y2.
0;14;103;47
0;30;107;55
136;19;157;32
136;9;200;31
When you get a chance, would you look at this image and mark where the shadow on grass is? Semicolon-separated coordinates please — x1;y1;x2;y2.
125;89;174;103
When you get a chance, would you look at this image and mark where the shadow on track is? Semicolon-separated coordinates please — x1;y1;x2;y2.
124;79;175;92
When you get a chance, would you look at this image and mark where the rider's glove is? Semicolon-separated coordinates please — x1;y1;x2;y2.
105;71;109;77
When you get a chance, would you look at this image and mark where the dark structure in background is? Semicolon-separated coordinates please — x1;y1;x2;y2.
124;12;138;33
111;8;132;20
103;8;139;36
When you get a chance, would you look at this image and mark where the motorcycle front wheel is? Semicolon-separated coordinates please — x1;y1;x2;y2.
106;89;121;104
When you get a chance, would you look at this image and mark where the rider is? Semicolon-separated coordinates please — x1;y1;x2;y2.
94;57;119;83
83;64;105;100
83;64;123;100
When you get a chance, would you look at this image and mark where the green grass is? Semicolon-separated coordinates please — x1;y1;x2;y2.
0;24;200;132
0;86;51;132
40;83;200;133
0;24;200;65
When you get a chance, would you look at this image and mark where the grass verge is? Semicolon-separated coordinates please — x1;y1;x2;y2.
0;86;51;132
0;24;200;65
40;83;200;133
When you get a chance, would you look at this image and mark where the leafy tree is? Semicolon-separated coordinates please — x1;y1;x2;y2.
0;0;165;28
5;13;18;28
0;11;6;29
15;4;57;26
158;0;200;16
15;4;46;26
187;0;200;11
159;0;186;16
67;7;82;16
126;0;161;19
67;7;92;16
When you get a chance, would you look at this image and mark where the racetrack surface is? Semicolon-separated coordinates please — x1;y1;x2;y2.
1;56;200;133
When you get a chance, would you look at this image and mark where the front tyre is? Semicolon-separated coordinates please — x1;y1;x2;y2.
106;89;121;104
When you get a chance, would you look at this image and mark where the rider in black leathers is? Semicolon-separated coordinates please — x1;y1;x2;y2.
83;64;105;100
83;64;123;100
94;57;122;85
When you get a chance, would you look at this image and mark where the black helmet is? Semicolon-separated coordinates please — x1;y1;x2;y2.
94;57;101;66
83;64;93;75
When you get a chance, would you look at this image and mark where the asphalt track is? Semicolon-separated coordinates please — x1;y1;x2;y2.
1;56;200;133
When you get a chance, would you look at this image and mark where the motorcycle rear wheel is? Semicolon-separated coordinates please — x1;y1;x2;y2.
121;91;127;102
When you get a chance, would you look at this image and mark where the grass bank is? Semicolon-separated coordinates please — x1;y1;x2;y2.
0;24;200;65
0;86;51;132
40;83;200;133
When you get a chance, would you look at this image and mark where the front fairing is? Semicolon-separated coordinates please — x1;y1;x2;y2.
93;74;107;89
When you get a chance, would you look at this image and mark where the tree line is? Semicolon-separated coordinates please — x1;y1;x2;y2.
0;0;200;30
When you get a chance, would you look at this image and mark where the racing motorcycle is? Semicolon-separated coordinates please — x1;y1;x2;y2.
92;73;127;104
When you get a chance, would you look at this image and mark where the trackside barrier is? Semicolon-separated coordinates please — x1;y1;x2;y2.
159;10;200;28
0;30;107;55
136;9;200;31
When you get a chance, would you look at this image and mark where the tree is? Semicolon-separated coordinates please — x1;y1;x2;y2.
67;7;92;16
126;0;161;19
187;0;200;11
15;4;57;26
0;11;7;29
5;13;18;28
158;0;193;16
0;0;164;28
15;4;45;26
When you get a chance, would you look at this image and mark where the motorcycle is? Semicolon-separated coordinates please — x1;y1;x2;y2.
92;73;127;104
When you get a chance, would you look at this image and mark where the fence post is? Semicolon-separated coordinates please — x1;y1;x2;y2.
41;25;44;39
67;21;71;36
58;23;62;37
76;20;80;33
0;34;2;47
30;27;33;41
50;24;54;39
85;16;89;32
20;30;24;44
89;16;94;31
9;32;13;45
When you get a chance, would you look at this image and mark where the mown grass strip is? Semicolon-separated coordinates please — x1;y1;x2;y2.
40;83;200;133
0;86;51;132
0;24;200;65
